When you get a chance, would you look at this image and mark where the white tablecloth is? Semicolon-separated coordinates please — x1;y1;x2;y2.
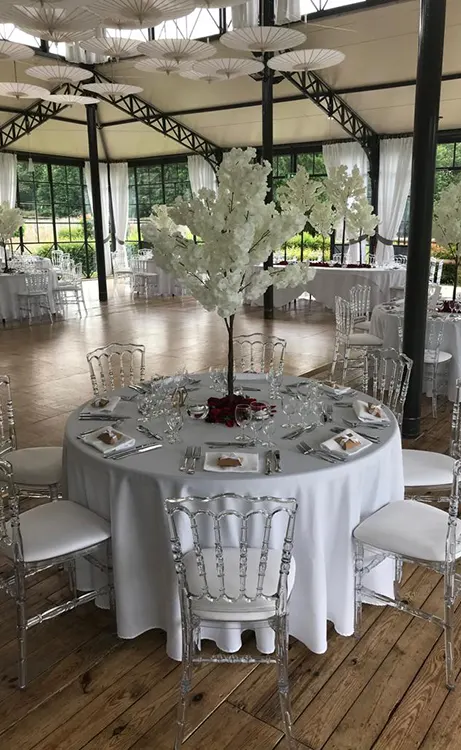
145;260;183;296
246;265;311;308
64;376;403;659
305;267;407;310
0;267;57;321
370;303;461;401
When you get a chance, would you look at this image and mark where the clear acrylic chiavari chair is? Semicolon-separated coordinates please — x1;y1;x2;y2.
353;458;461;689
0;375;63;502
363;348;413;427
17;271;53;324
233;333;287;376
331;297;383;383
86;342;146;395
424;314;452;418
131;258;159;298
54;260;87;317
164;493;298;749
0;458;112;689
350;284;372;332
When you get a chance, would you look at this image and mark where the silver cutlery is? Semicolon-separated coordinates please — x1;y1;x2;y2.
128;384;147;394
242;386;262;392
137;424;162;440
103;441;152;459
78;419;123;438
302;441;347;462
205;440;256;448
334;402;353;408
343;418;386;431
78;414;129;421
297;442;344;464
282;427;304;440
331;426;380;444
187;446;201;475
264;450;274;475
297;443;336;464
180;446;193;472
111;444;163;461
274;449;281;473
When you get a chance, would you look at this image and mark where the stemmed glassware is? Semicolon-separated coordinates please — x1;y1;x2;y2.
235;404;252;443
268;367;283;400
164;407;183;443
281;395;298;428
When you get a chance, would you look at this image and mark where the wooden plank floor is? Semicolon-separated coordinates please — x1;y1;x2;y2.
0;282;457;750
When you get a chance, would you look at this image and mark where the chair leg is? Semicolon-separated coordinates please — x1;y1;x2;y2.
80;290;87;314
275;614;295;749
67;559;77;600
175;619;194;749
49;483;60;502
354;540;364;639
444;566;456;690
343;346;352;384
15;564;27;689
394;557;403;600
331;339;340;380
432;365;438;420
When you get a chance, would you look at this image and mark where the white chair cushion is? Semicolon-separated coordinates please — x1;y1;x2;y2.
403;449;454;487
354;500;461;562
184;547;296;622
424;349;452;364
348;333;383;346
7;447;62;486
2;500;110;563
354;320;371;331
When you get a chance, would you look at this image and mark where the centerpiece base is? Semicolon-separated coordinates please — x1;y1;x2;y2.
207;395;268;427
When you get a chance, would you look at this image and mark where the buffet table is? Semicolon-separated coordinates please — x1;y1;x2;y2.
64;376;403;659
305;266;407;310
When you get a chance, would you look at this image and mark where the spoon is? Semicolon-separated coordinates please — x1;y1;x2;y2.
137;424;162;440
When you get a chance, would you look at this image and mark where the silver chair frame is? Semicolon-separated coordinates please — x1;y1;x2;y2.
86;342;146;395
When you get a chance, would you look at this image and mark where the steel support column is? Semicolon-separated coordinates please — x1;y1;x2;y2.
262;0;275;320
86;104;107;302
402;0;447;438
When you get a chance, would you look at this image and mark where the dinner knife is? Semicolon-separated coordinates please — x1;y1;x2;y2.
274;450;281;473
103;441;152;459
264;450;274;475
111;444;163;460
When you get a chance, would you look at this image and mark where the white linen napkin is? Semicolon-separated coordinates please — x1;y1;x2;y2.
80;396;121;416
81;426;135;456
353;399;390;424
321;382;352;396
203;452;260;473
321;429;372;457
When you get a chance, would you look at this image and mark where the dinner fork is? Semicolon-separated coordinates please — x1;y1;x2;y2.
300;441;346;463
343;418;386;430
180;446;193;472
187;446;201;475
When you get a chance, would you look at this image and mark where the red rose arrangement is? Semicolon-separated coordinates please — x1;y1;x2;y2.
206;395;275;427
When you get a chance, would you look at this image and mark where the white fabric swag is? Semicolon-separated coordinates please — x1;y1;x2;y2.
376;137;413;266
109;162;129;267
84;162;112;272
187;155;217;196
0;153;17;208
322;142;369;263
232;0;301;27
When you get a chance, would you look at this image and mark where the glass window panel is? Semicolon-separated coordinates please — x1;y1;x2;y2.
148;165;162;182
136;168;151;186
275;155;292;178
66;166;80;184
313;152;326;175
297;152;314;173
455;143;461;168
436;143;454;168
51;164;67;183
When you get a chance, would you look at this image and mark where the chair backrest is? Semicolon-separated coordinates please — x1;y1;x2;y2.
51;249;63;268
427;283;441;311
0;459;22;563
164;493;297;613
451;380;461;456
394;255;407;266
363;348;413;426
24;271;48;293
131;258;150;274
332;253;342;264
334;296;354;338
446;460;461;568
233;333;286;375
86;342;146;395
0;376;16;454
426;314;446;365
349;284;371;319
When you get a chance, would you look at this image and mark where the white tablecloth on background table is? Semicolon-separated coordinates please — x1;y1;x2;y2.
145;260;183;296
370;303;461;401
246;264;310;308
64;376;403;660
305;267;407;310
0;268;58;321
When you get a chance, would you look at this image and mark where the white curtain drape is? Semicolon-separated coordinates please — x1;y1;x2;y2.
187;155;217;196
110;162;129;266
376;137;413;266
232;0;301;27
322;142;369;263
84;161;112;272
0;153;17;207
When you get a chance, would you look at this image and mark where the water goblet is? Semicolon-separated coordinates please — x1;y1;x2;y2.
164;408;183;444
260;418;276;447
281;395;299;428
234;404;252;443
268;367;283;400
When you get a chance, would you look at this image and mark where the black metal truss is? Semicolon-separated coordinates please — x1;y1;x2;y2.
0;82;84;151
281;70;378;156
92;71;222;169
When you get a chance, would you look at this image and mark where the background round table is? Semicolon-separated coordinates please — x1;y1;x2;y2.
370;303;461;401
0;264;57;322
305;266;407;310
64;376;404;659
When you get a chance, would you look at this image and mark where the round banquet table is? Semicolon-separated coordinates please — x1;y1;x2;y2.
370;302;461;401
63;376;404;660
305;266;407;310
0;265;57;322
145;259;183;296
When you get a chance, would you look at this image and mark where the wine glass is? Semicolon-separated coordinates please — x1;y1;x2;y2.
235;404;252;443
164;408;183;443
281;395;299;428
268;367;283;400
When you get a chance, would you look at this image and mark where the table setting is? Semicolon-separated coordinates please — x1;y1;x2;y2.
64;370;403;660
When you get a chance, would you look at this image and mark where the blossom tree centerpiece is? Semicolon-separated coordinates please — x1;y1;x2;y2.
0;203;23;273
319;165;378;265
432;182;461;299
143;148;316;398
